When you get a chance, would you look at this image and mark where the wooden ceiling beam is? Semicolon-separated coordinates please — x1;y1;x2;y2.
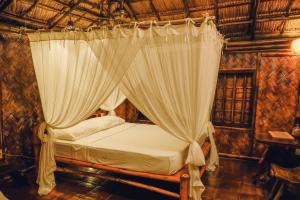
182;0;190;18
83;0;99;8
48;0;84;29
0;22;21;33
228;31;300;41
218;19;252;27
127;0;148;2
73;0;100;25
124;0;137;20
18;0;39;17
0;10;67;30
129;0;250;4
257;12;300;22
0;14;41;30
136;1;251;18
0;27;19;34
0;0;13;12
217;11;300;29
19;0;96;23
225;49;292;54
226;43;291;50
227;38;290;47
225;44;291;51
47;1;71;27
249;0;260;40
280;0;295;34
149;0;160;20
53;0;102;18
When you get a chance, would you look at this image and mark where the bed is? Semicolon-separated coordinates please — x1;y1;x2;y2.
33;117;211;200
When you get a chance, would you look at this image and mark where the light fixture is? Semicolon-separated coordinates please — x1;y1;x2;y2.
66;17;75;31
291;38;300;55
112;0;129;23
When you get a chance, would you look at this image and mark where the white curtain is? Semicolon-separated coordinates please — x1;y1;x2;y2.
120;19;223;199
28;31;136;195
28;17;223;199
100;87;126;116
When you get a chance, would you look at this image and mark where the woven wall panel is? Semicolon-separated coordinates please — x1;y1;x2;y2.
0;36;43;166
217;53;300;157
253;56;300;155
255;56;300;134
214;127;253;155
220;53;258;69
215;53;257;156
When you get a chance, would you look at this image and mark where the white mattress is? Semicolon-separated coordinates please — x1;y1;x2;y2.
54;123;191;175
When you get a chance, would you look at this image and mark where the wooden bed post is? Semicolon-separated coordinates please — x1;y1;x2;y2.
180;173;190;200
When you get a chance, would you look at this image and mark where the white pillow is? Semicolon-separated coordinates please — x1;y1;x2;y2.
49;116;125;141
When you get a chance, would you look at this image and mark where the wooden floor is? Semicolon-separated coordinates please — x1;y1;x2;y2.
0;157;297;200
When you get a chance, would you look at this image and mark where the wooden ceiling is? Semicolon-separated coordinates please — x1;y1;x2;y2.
0;0;300;53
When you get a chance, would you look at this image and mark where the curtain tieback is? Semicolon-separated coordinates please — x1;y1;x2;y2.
38;122;53;143
185;141;205;167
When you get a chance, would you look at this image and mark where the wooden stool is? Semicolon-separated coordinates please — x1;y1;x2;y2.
268;164;300;200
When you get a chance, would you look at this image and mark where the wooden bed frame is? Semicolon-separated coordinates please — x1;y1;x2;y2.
33;126;211;200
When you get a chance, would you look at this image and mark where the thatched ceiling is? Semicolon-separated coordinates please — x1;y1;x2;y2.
0;0;300;53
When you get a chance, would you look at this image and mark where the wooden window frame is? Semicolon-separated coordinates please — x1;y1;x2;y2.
212;69;256;129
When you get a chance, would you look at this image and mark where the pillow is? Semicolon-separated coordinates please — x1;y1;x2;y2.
49;116;125;141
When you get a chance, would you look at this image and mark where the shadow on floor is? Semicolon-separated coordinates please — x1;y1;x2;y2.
1;157;296;200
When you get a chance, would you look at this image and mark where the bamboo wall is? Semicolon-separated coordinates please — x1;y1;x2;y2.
0;38;299;166
213;53;300;157
0;36;43;166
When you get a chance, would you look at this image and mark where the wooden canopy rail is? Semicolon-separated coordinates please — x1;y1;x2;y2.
23;16;216;33
54;141;211;200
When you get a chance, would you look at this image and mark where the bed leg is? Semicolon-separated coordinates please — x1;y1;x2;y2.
180;174;190;200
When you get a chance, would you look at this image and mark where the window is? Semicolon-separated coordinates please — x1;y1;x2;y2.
212;70;255;128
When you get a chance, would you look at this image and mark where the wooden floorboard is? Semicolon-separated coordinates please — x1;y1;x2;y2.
0;157;298;200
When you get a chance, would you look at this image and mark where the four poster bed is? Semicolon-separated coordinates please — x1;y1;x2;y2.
34;118;211;200
28;15;223;200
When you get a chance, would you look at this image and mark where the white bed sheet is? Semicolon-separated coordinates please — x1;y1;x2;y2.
54;123;193;175
54;123;135;161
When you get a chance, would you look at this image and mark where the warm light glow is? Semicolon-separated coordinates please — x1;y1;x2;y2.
291;38;300;55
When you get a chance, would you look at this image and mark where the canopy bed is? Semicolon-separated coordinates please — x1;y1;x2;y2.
34;116;211;199
28;15;223;200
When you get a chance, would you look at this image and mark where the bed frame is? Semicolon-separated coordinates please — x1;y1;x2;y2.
33;126;211;200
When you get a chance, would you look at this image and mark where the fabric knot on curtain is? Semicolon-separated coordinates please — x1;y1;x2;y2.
37;122;52;143
186;141;205;166
185;141;206;199
36;122;57;195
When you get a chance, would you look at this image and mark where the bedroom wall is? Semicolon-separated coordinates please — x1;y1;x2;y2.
215;53;258;157
253;55;300;156
0;35;43;167
215;53;300;157
0;35;299;163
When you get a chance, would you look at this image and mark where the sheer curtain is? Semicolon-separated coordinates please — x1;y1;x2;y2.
120;19;223;199
28;18;223;199
100;87;126;115
28;31;136;195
